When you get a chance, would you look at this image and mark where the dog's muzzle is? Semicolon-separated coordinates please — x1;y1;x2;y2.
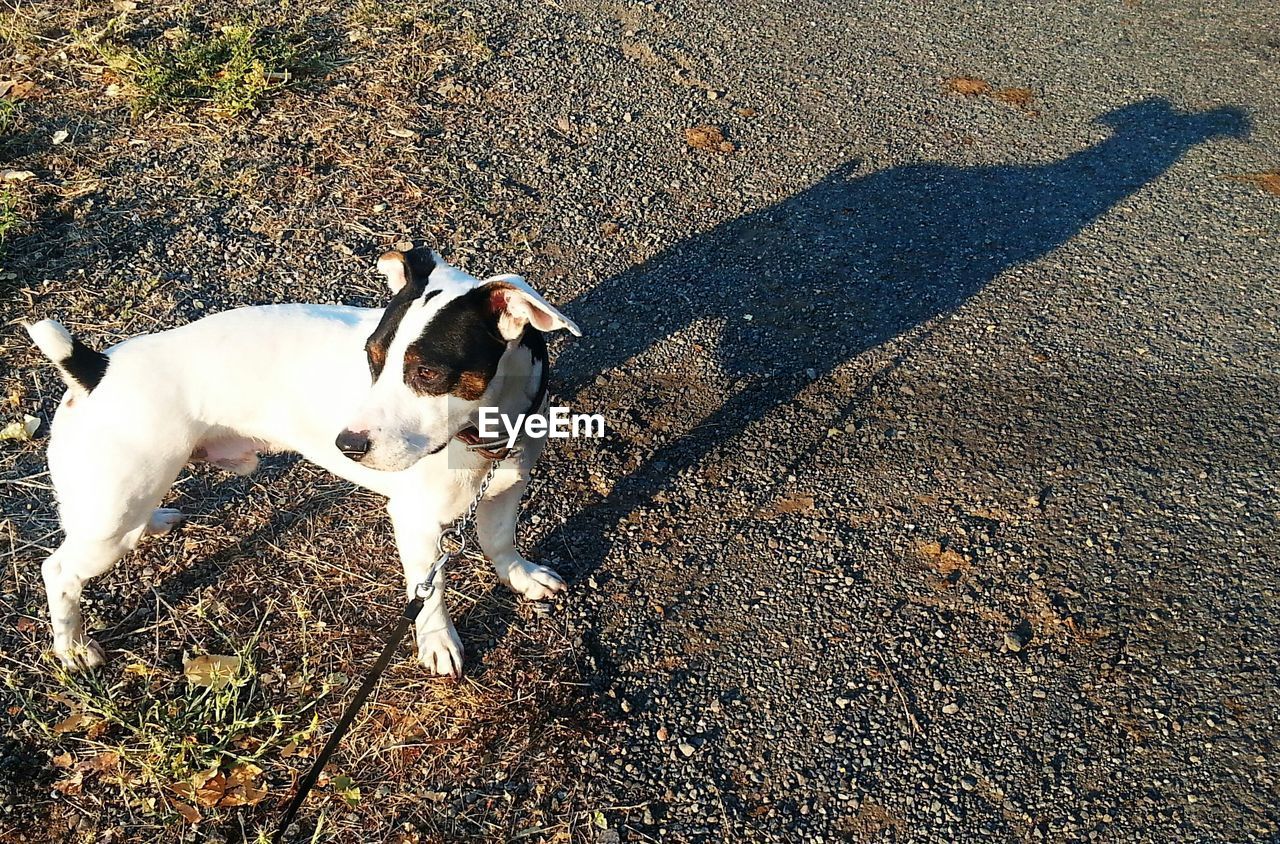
335;429;371;461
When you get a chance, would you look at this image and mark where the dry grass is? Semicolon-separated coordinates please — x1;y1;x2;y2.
0;0;601;841
1;453;598;842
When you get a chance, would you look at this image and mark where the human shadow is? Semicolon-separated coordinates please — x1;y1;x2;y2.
540;99;1247;570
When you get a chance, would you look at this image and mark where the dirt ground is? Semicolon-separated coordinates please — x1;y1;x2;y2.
1;0;1277;842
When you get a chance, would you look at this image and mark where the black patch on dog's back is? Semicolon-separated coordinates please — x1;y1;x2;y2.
64;337;110;393
365;249;438;379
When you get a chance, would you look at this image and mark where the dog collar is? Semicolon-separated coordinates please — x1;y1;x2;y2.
453;349;550;460
454;426;511;460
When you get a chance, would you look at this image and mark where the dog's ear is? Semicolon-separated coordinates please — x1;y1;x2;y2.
376;251;413;293
481;274;582;340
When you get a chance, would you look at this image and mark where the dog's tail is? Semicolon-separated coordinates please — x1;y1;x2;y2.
26;319;110;395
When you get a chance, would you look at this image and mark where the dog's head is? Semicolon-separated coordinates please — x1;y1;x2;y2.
336;248;580;471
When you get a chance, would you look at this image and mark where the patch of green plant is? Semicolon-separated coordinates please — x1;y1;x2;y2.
0;187;23;258
0;97;20;135
100;21;312;117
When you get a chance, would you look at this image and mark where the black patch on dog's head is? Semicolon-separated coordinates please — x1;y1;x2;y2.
365;249;438;379
402;286;510;399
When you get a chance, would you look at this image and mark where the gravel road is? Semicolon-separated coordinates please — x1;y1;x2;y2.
2;0;1277;841
482;0;1279;840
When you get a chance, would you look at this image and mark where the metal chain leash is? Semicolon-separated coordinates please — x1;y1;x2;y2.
414;457;504;600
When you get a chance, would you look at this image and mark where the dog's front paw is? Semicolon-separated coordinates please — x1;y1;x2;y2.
416;624;464;679
500;558;567;602
55;637;106;672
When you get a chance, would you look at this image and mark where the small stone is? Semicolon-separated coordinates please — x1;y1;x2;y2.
656;726;669;741
678;742;696;757
372;203;388;212
394;240;414;252
823;732;837;745
1005;619;1034;652
942;702;960;715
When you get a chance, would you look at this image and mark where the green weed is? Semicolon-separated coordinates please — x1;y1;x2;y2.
0;187;22;257
0;97;20;135
99;22;312;117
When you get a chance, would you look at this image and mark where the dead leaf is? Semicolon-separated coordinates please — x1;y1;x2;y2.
224;762;262;790
0;415;40;442
111;0;138;11
992;87;1035;111
945;77;990;96
280;740;298;758
52;772;84;795
387;127;416;139
173;800;201;824
219;764;267;807
53;712;89;734
183;654;242;689
684;124;733;154
600;221;621;237
51;129;69;145
0;80;39;100
1229;171;1280;196
915;539;970;578
77;751;120;774
16;616;37;633
2;170;35;182
757;494;816;520
194;772;227;807
51;752;74;768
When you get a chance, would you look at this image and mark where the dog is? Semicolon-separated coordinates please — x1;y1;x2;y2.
25;247;580;678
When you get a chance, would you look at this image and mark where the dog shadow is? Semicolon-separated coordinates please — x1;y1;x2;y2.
536;98;1247;574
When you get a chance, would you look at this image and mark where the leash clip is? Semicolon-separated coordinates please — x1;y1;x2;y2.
413;552;451;600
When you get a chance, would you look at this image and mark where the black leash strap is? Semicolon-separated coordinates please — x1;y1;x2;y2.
272;596;424;844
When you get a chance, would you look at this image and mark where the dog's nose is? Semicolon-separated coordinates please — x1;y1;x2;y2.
335;429;371;461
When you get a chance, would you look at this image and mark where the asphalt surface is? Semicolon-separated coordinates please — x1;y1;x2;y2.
475;0;1280;840
3;0;1279;841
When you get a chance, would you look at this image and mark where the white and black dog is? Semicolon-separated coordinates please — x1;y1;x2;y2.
25;248;580;678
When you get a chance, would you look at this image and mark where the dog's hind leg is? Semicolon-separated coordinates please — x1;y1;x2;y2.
44;433;187;671
41;529;142;671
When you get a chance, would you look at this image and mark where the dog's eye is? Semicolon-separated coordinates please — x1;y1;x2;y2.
416;366;440;381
